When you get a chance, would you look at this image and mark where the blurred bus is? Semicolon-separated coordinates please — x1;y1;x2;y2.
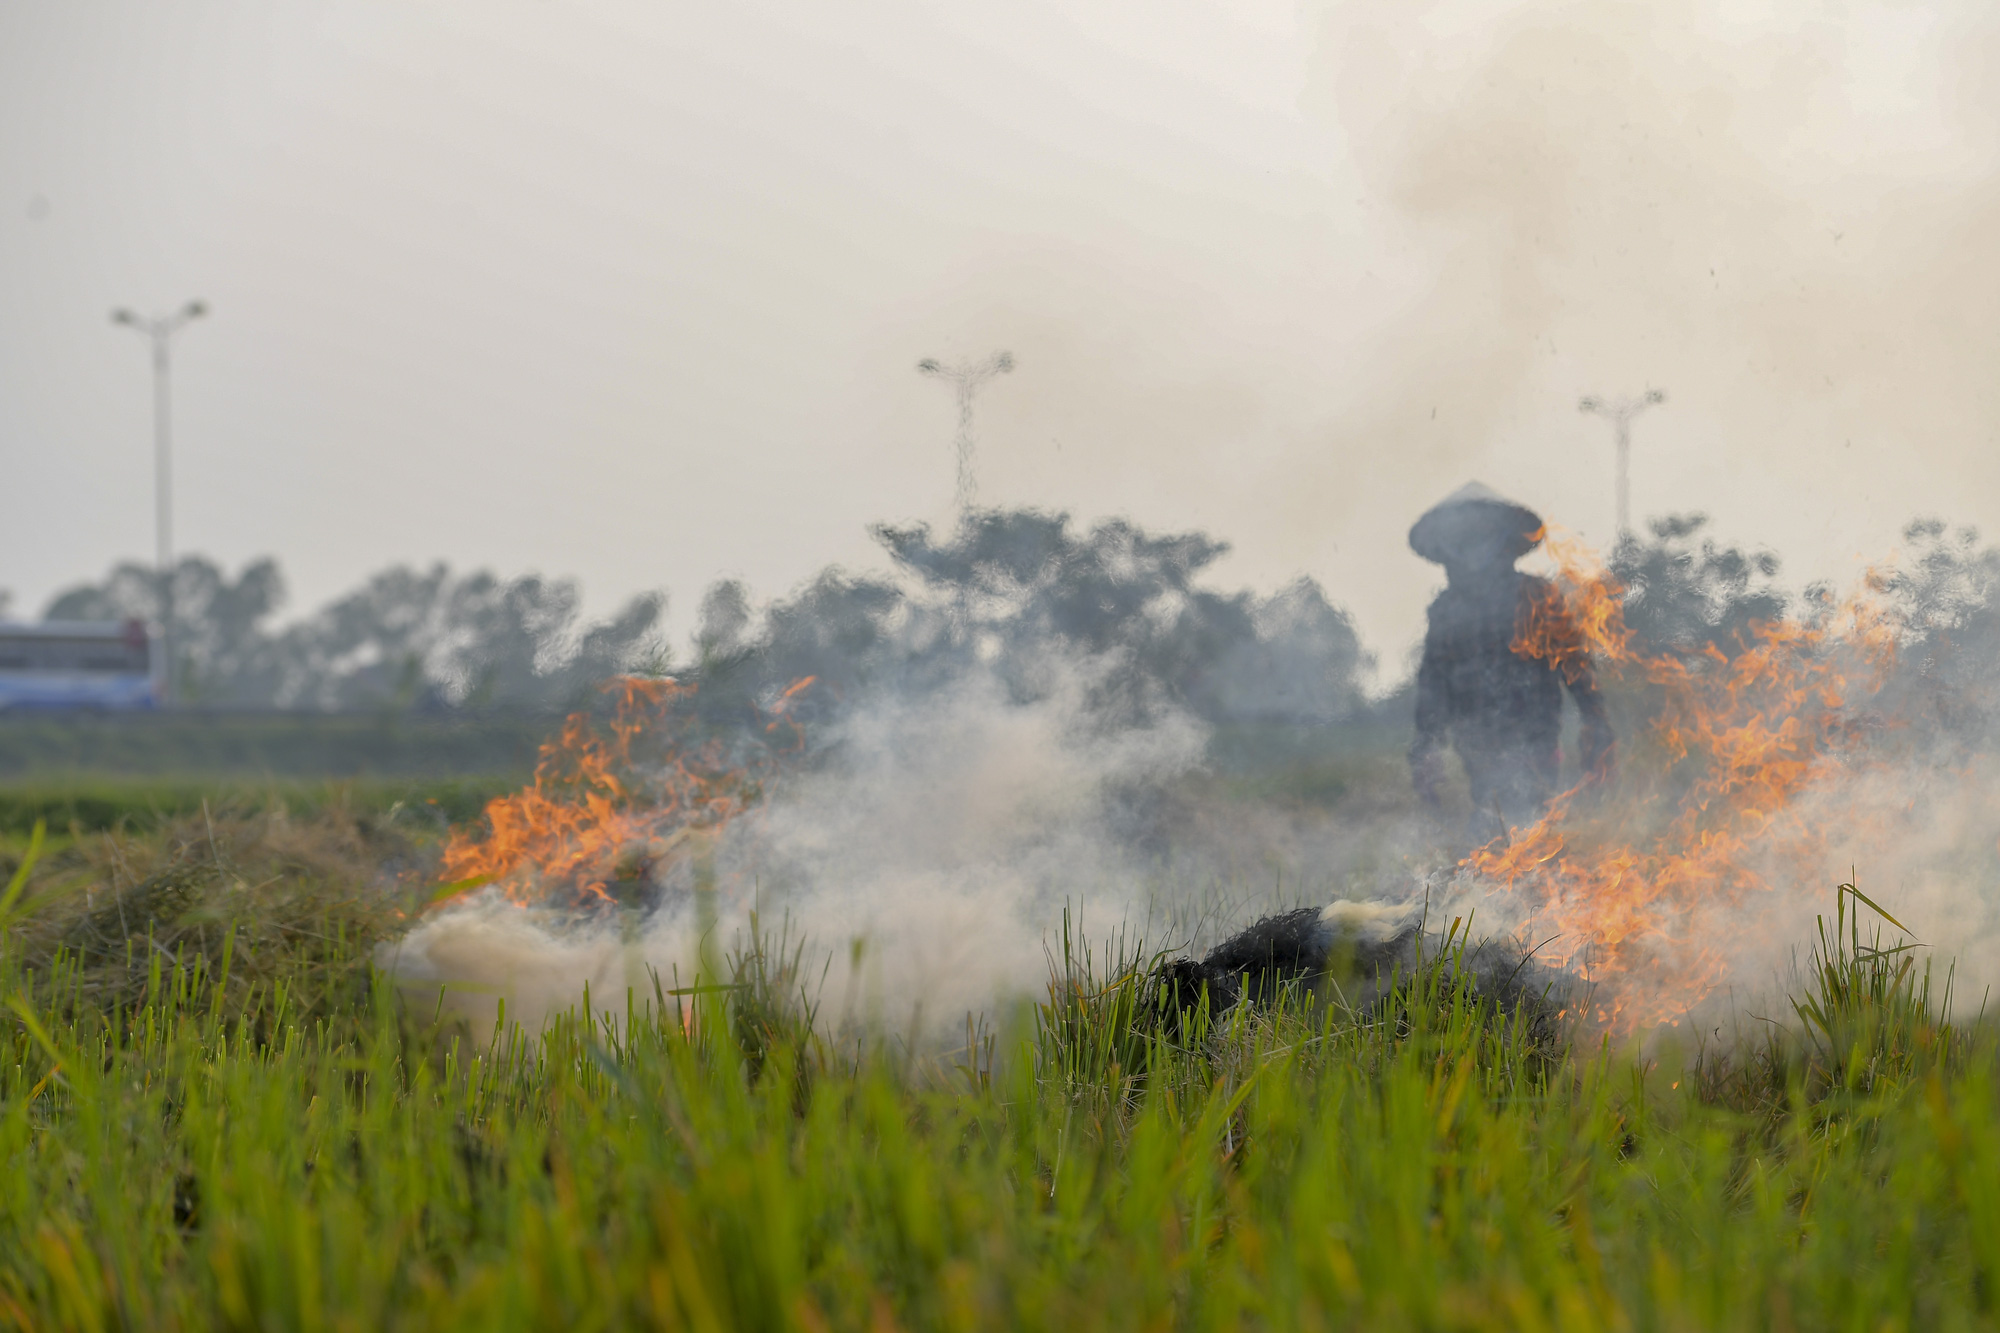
0;621;156;710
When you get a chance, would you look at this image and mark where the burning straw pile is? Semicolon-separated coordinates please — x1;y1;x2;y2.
1451;535;1909;1032
429;675;814;914
400;529;1976;1048
1144;534;1934;1043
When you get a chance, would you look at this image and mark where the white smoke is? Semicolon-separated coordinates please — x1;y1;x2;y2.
382;636;2000;1047
384;657;1213;1040
1772;753;2000;1020
1410;727;2000;1038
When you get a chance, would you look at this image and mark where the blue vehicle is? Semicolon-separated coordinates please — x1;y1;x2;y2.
0;621;156;710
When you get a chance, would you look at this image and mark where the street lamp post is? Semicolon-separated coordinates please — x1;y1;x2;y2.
112;300;207;706
917;350;1014;520
1578;387;1666;539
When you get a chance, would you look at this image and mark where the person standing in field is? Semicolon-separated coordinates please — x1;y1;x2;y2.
1407;483;1614;841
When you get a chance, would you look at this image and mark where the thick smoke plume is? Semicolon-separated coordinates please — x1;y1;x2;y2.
385;509;2000;1045
386;657;1216;1038
1420;528;2000;1036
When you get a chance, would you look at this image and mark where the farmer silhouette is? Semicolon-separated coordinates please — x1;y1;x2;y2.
1408;483;1613;840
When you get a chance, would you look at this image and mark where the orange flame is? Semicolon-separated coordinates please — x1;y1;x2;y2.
1468;535;1897;1031
434;675;814;911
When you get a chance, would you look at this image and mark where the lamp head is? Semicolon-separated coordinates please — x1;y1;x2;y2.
111;309;138;327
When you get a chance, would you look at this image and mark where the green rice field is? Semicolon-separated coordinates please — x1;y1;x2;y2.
0;800;1994;1330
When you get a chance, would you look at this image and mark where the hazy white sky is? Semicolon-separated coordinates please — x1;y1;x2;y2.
3;1;1996;673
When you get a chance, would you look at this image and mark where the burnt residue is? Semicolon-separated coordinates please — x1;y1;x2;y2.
1156;905;1414;1016
172;1171;200;1233
1152;900;1572;1038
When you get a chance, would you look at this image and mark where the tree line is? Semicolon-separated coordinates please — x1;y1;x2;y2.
35;508;1371;723
33;507;2000;739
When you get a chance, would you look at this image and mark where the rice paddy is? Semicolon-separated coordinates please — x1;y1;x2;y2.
0;804;1995;1330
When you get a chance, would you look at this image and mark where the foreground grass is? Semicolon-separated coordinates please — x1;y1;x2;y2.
0;817;1996;1329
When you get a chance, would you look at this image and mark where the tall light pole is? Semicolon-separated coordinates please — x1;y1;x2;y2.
1578;387;1665;539
917;350;1014;520
112;299;207;706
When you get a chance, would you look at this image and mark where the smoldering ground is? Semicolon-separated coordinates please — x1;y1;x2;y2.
383;645;1529;1044
382;508;2000;1048
380;506;1434;1043
381;649;2000;1046
1407;747;2000;1041
1406;534;2000;1037
385;657;1262;1040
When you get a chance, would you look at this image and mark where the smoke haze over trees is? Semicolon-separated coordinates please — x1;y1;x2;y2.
40;504;2000;762
696;508;1373;730
44;558;666;712
37;508;1375;725
1608;514;1789;660
1872;519;2000;752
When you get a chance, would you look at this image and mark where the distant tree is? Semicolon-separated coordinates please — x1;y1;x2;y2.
1609;514;1787;659
1874;518;2000;748
1198;578;1372;723
260;565;665;711
871;509;1257;720
44;557;664;712
44;556;285;705
1878;518;2000;640
750;570;907;715
39;508;1376;727
695;580;754;664
1608;514;2000;755
711;508;1375;728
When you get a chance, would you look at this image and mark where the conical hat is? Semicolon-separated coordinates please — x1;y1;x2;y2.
1408;482;1544;564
